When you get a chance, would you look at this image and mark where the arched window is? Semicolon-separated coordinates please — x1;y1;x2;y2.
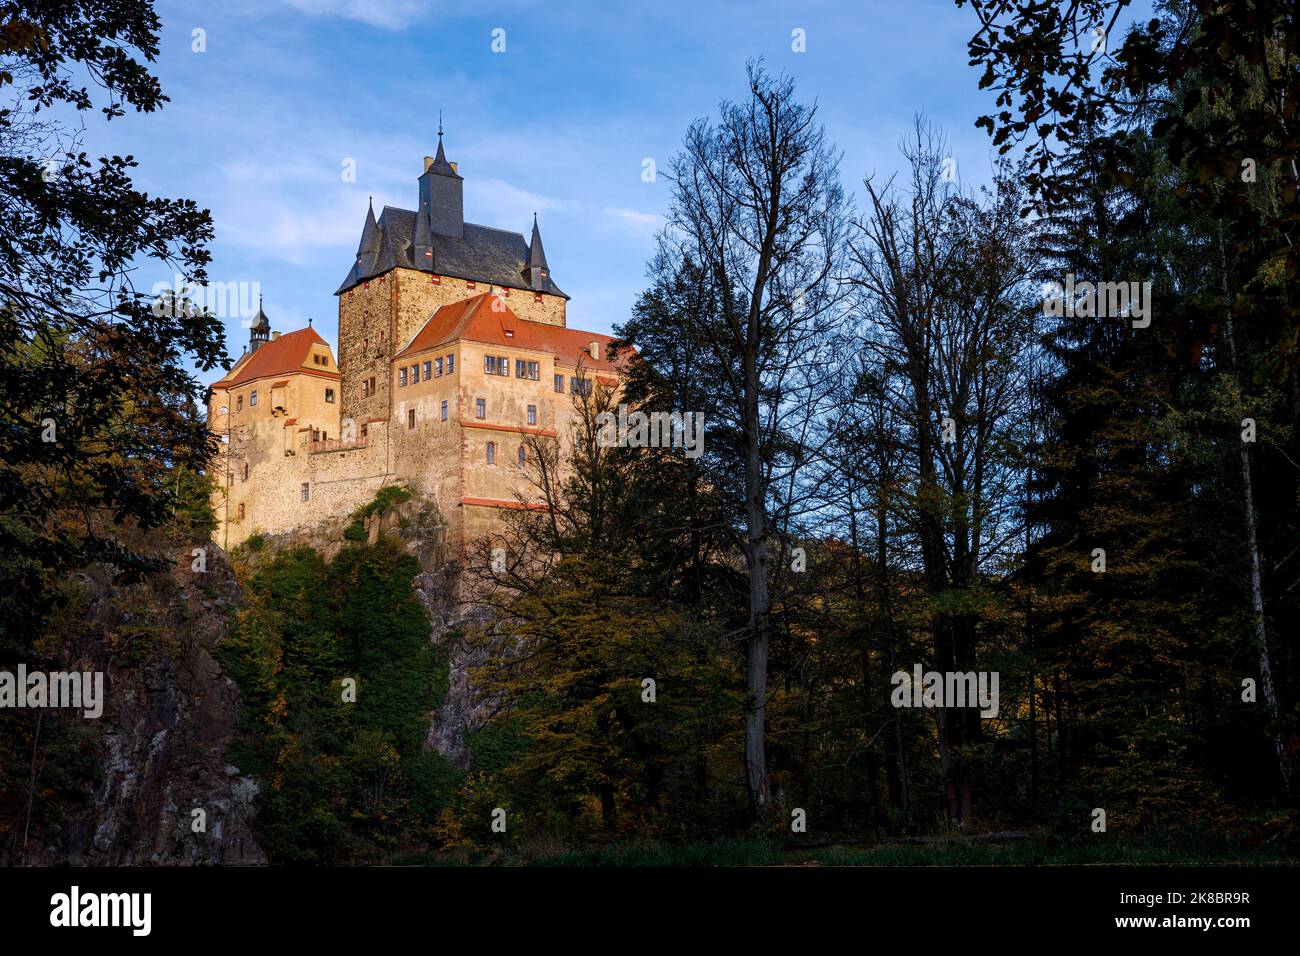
517;445;526;467
486;441;496;464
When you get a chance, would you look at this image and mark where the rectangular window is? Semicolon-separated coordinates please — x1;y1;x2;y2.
571;377;591;397
250;390;258;406
423;360;432;381
485;355;497;375
554;374;564;393
237;395;243;410
361;423;368;438
237;503;245;521
362;380;369;398
300;483;310;502
436;357;443;377
408;409;416;429
528;361;539;381
312;429;320;442
475;398;486;419
486;441;495;464
518;445;526;466
242;462;249;482
369;377;376;394
325;388;335;403
447;354;455;374
516;359;526;378
527;404;537;426
411;365;419;384
496;356;508;376
440;400;448;421
399;367;408;386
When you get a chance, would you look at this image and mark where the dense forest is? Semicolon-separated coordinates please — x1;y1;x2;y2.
1;1;1298;864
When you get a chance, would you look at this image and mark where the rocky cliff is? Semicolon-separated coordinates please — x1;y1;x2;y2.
9;546;265;865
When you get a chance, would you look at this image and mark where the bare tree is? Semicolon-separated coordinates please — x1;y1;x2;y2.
662;63;849;811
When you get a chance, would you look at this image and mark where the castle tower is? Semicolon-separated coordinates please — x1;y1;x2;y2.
248;296;271;352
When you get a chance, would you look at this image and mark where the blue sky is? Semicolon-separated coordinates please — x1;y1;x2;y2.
91;0;1053;380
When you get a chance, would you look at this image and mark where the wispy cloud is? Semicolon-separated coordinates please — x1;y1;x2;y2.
279;0;436;30
604;206;661;231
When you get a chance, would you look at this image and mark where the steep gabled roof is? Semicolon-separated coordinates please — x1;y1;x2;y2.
212;328;337;390
394;293;622;372
336;206;568;299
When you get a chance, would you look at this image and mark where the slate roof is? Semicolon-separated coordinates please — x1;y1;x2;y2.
337;206;568;299
394;293;622;373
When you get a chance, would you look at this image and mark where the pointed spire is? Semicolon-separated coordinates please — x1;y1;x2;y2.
413;196;434;269
427;120;459;178
356;197;381;263
527;213;550;291
249;294;271;352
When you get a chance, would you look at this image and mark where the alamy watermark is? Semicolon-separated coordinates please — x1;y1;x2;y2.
890;665;999;718
595;404;705;459
0;665;104;718
150;275;261;321
1042;273;1151;328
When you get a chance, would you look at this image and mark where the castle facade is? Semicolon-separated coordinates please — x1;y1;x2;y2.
207;135;620;555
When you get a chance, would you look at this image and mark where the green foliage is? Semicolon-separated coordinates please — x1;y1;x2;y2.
218;539;455;863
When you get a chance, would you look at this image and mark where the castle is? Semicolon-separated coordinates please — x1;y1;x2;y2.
208;133;621;555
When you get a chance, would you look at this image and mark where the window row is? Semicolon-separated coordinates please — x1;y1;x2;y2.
230;385;334;412
484;355;541;381
398;353;456;387
406;400;536;427
551;375;592;396
483;441;528;467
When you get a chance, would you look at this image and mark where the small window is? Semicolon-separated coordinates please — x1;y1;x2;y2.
498;355;509;377
313;429;320;442
408;409;416;429
237;394;244;410
423;360;432;380
300;482;310;502
250;390;258;406
517;445;526;467
436;357;443;377
363;337;369;350
554;374;564;393
528;361;539;381
237;503;245;521
399;367;408;386
475;398;486;419
486;441;495;464
515;359;526;378
485;355;497;375
446;354;455;374
527;405;537;426
411;365;419;383
362;380;370;398
242;462;249;482
534;293;543;303
361;423;368;438
325;388;335;403
440;400;448;421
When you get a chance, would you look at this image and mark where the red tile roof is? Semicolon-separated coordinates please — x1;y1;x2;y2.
394;293;625;372
212;328;336;389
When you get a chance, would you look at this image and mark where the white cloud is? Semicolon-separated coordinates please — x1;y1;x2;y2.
279;0;434;30
603;206;661;230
